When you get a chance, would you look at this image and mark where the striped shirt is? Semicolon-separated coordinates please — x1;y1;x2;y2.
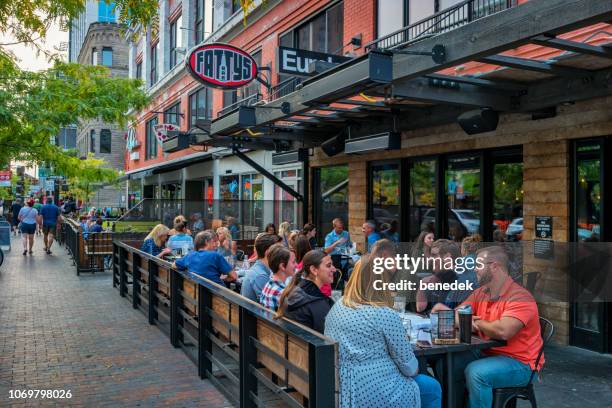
259;279;286;311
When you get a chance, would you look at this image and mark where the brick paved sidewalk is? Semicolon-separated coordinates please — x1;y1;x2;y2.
0;235;232;407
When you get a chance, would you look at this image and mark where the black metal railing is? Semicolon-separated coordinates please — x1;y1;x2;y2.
366;0;517;51
113;199;304;240
217;93;263;118
269;76;305;101
113;241;337;407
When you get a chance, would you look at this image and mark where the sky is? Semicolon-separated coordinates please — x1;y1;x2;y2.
0;22;68;71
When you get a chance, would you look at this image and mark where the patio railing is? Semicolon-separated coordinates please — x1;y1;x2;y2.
365;0;517;51
113;240;337;407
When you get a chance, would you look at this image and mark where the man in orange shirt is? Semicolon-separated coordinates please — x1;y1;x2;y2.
434;245;543;408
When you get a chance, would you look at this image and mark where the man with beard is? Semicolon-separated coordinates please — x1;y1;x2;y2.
435;246;544;408
416;239;465;314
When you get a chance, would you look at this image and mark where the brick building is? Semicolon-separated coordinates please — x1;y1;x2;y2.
126;0;612;353
76;22;129;208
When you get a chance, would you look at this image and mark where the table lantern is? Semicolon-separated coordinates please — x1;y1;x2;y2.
435;310;459;344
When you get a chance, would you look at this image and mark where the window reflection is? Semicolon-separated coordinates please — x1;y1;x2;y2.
371;163;400;242
316;165;349;244
576;144;601;242
494;162;523;241
446;156;480;241
409;160;436;241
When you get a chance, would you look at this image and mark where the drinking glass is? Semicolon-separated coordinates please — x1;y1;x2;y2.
402;318;412;341
331;290;342;302
393;296;406;312
430;312;438;340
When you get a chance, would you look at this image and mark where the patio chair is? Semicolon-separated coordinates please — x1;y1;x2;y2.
491;317;554;408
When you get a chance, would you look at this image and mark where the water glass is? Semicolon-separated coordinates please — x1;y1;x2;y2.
402;318;413;342
393;296;406;313
430;312;438;340
331;290;342;302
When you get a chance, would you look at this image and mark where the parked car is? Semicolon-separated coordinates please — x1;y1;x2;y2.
420;208;496;237
506;217;523;241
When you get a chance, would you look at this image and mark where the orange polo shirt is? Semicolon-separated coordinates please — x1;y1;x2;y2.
462;277;544;370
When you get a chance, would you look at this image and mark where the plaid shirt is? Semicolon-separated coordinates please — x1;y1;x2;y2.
259;278;286;311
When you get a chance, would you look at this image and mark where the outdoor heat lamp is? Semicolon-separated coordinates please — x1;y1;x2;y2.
272;148;309;165
344;131;401;154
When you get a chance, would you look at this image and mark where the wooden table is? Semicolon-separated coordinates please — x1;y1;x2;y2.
413;336;505;408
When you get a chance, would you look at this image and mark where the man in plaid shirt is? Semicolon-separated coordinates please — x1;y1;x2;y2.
260;279;286;311
259;244;295;312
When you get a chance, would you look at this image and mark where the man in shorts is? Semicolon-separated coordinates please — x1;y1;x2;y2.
40;197;61;254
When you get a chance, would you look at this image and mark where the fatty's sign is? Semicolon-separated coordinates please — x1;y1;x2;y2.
187;43;258;89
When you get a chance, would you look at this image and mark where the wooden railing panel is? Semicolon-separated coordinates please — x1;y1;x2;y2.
257;321;287;381
288;338;309;397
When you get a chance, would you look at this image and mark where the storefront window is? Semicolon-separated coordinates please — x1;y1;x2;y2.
409;160;437;241
220;175;239;200
370;162;400;242
576;143;601;242
315;165;349;245
446;156;481;241
241;173;263;231
274;169;302;228
493;161;523;241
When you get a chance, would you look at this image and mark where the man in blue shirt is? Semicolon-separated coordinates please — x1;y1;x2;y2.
362;220;382;253
324;218;352;255
40;197;61;254
241;233;280;302
174;230;236;286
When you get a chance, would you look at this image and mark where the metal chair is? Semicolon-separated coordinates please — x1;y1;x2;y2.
491;317;554;408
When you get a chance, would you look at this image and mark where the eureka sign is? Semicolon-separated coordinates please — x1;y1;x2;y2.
187;43;258;89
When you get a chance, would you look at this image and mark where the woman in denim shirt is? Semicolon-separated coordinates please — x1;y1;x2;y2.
141;224;172;258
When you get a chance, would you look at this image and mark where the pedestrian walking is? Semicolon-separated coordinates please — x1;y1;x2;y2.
40;197;61;255
10;198;22;236
18;199;38;255
33;198;43;236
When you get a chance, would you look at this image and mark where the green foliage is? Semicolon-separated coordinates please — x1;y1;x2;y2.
0;59;148;174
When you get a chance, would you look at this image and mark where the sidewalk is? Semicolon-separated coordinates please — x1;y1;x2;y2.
530;344;612;407
0;235;231;407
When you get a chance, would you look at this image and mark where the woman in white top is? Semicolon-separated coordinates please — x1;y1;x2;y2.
18;199;39;255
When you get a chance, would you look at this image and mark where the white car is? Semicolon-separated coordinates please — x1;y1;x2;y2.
506;218;523;240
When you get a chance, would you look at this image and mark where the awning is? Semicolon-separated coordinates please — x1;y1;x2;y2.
123;150;214;181
176;0;612;155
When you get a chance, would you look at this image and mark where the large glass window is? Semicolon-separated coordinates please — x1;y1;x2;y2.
99;129;111;154
222;90;238;110
189;87;212;127
101;47;112;67
370;162;400;242
493;156;523;241
98;1;116;23
575;143;601;242
170;15;183;68
150;42;159;85
295;2;343;54
241;50;262;101
446;156;481;241
409;0;436;24
274;169;303;228
241;173;263;231
195;0;205;43
220;175;239;200
213;0;241;31
409;160;437;240
315;165;349;244
164;102;181;127
136;61;142;80
145;116;158;160
378;0;405;37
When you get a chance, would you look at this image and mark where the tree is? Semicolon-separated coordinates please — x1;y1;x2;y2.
0;1;155;182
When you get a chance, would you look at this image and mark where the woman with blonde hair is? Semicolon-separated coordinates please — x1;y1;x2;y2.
216;226;233;258
169;215;192;236
324;250;441;408
278;221;291;247
141;224;172;258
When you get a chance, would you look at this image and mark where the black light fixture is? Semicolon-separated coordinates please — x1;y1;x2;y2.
272;148;309;165
457;108;499;135
344;131;401;154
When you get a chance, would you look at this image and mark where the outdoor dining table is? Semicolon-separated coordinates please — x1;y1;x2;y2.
412;336;505;408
